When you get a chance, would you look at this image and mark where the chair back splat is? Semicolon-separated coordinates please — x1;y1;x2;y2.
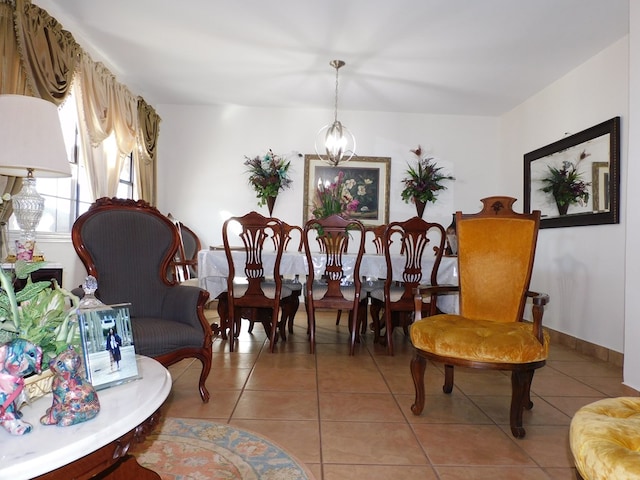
303;214;366;355
410;196;549;438
72;197;212;402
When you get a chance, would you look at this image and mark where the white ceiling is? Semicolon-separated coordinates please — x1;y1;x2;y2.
36;0;629;116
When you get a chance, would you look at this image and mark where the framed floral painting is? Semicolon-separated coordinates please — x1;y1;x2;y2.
524;117;620;228
303;155;391;226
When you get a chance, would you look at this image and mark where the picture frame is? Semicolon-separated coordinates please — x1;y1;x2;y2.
303;155;391;226
77;303;139;390
524;117;620;228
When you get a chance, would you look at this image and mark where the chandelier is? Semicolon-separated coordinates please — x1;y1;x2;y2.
315;60;356;166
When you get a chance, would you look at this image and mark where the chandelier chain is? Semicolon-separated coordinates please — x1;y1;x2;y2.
333;64;340;123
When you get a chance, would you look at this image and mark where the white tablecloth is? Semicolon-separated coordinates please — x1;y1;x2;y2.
198;249;459;313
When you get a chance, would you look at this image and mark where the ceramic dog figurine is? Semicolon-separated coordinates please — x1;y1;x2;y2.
0;338;43;435
40;347;100;427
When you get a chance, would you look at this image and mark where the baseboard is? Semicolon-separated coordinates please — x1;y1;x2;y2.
547;327;624;368
546;327;640;395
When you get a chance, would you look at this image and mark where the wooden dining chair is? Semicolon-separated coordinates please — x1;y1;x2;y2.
266;221;303;341
369;217;446;355
220;211;292;352
303;214;366;355
168;217;201;285
410;196;549;438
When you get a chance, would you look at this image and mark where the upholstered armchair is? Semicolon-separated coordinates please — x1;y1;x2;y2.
72;198;213;402
410;196;549;438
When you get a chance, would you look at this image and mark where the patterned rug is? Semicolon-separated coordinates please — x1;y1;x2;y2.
131;417;315;480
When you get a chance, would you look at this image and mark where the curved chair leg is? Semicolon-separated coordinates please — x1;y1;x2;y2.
510;369;534;438
410;353;427;415
196;355;212;403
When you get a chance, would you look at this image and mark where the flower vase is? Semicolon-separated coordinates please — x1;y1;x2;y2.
266;196;277;216
555;200;569;216
445;214;458;256
414;198;426;218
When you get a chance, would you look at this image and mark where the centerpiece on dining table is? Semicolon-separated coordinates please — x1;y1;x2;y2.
400;145;454;218
244;150;292;216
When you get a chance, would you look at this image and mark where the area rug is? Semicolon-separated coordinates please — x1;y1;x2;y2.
131;417;315;480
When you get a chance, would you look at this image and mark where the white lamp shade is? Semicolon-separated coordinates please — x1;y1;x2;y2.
0;94;71;178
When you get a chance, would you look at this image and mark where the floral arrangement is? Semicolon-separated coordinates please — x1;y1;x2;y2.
540;150;591;213
0;261;80;363
311;171;359;219
244;150;292;207
400;146;454;204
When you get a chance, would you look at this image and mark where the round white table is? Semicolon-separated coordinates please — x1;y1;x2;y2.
0;356;171;480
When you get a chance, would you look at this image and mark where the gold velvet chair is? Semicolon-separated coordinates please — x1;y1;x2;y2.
410;196;550;438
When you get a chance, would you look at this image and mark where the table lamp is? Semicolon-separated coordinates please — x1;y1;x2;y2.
0;94;71;260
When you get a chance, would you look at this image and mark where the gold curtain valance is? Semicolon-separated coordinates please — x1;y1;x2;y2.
137;97;160;165
13;0;79;103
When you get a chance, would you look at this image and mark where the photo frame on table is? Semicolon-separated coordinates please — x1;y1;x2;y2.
523;117;620;229
77;303;139;390
303;155;391;226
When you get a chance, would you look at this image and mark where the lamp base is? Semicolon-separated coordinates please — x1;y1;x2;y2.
15;233;36;262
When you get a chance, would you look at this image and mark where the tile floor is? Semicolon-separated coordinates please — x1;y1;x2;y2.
163;307;626;480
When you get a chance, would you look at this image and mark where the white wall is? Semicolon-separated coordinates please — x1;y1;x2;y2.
501;38;629;355
155;105;500;249
624;5;640;389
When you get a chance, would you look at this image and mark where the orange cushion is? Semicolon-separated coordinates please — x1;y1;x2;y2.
570;397;640;480
410;314;549;363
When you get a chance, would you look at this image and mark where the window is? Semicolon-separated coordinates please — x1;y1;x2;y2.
10;91;134;234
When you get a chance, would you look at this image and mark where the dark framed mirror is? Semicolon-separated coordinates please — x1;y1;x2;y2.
524;117;620;228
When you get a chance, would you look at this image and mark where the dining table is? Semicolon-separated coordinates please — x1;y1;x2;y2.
197;247;459;314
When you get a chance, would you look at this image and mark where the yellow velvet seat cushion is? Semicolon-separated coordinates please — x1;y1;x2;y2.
570;397;640;480
410;315;550;363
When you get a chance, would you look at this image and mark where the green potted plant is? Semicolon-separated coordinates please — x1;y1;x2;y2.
400;146;455;217
539;150;591;215
244;150;292;215
0;261;80;364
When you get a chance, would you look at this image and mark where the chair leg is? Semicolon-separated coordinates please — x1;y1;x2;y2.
335;309;342;325
307;302;316;354
370;299;383;344
268;307;279;353
410;353;427;415
348;302;360;356
384;305;394;355
510;369;534;438
443;364;454;393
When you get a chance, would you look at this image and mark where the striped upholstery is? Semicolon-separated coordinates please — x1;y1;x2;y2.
71;197;212;402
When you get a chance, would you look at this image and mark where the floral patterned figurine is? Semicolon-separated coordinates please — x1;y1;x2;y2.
40;347;100;427
0;339;43;435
